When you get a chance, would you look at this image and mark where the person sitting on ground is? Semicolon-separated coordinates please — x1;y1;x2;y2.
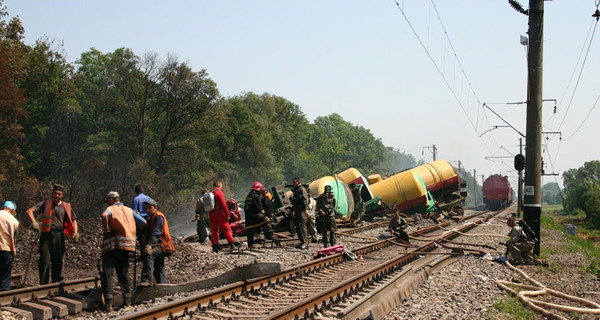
505;214;536;265
389;210;409;243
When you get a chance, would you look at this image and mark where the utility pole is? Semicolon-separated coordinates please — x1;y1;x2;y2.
524;0;544;256
473;169;477;205
518;138;524;218
422;145;437;161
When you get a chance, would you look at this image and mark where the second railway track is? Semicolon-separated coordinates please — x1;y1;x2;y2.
113;209;503;320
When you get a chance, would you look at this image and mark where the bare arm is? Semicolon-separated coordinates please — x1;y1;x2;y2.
25;206;37;223
101;212;110;233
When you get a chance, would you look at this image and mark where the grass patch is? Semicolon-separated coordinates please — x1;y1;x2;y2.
541;213;562;232
490;296;534;319
543;208;600;275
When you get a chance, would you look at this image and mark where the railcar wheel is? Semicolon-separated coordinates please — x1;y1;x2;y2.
451;205;464;216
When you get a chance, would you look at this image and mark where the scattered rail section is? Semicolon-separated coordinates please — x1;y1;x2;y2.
113;210;502;320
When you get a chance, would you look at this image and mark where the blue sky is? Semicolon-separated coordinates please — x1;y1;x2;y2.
5;0;600;188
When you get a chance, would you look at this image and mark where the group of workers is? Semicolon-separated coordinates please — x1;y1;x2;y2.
0;184;174;312
194;178;340;251
0;179;542;312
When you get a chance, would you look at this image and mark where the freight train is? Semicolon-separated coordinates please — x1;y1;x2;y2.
482;174;513;210
271;159;467;223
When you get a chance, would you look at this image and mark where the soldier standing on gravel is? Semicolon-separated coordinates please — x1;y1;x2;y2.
316;185;337;248
100;191;146;311
389;210;409;243
26;184;80;284
290;177;309;249
505;214;536;265
194;190;209;243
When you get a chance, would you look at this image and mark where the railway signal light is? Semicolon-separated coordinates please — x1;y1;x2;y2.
514;154;525;172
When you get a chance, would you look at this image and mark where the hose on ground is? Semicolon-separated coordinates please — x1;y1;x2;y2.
496;261;600;320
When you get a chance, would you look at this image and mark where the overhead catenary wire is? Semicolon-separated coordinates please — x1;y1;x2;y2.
557;17;599;133
391;0;497;170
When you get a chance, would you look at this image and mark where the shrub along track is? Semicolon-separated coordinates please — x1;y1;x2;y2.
113;209;504;320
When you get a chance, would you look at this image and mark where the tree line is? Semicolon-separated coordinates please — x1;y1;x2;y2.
1;5;423;220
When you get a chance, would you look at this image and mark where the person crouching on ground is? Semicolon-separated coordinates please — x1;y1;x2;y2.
140;199;174;286
389;210;409;243
505;214;537;265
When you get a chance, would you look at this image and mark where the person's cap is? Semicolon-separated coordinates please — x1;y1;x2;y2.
252;181;263;191
105;191;120;200
143;198;158;207
3;201;16;211
324;185;332;192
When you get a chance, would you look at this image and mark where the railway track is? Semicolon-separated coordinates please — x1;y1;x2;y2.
0;210;496;319
112;210;500;320
0;277;99;319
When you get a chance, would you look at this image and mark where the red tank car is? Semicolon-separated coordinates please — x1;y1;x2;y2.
482;174;513;210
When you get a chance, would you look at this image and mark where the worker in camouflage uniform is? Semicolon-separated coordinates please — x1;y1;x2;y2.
505;214;536;265
316;185;337;248
389;210;409;243
290;177;309;249
194;190;209;243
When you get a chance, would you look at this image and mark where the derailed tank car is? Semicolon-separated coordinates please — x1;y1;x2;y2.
366;159;466;215
482;174;512;210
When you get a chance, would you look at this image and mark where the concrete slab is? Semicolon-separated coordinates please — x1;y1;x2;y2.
52;296;83;314
15;302;52;320
2;306;33;320
132;261;282;304
37;300;68;318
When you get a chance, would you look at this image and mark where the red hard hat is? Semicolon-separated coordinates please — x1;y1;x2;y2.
252;181;263;190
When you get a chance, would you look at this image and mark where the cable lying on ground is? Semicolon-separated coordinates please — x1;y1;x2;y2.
496;261;600;320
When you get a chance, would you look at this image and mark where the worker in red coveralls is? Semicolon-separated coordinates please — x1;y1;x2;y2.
26;184;80;284
209;180;238;253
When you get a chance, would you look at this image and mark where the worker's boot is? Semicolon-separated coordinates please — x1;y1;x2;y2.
212;245;220;253
230;242;240;252
101;297;114;312
123;292;132;307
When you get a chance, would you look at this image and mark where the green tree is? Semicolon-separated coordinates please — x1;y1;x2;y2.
0;2;39;211
311;113;386;175
542;182;562;205
563;161;600;224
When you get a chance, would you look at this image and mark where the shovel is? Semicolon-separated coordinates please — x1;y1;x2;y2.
20;229;40;286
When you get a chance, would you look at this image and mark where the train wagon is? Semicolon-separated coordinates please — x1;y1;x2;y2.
308;176;355;219
482;174;513;210
337;167;374;202
369;169;436;214
411;160;467;214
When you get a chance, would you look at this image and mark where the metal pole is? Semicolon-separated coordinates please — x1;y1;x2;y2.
518;138;524;218
433;145;437;161
524;0;544;256
473;169;477;205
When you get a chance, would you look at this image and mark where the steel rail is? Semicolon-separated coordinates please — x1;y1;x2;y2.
112;210;495;320
264;212;497;319
0;277;99;307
